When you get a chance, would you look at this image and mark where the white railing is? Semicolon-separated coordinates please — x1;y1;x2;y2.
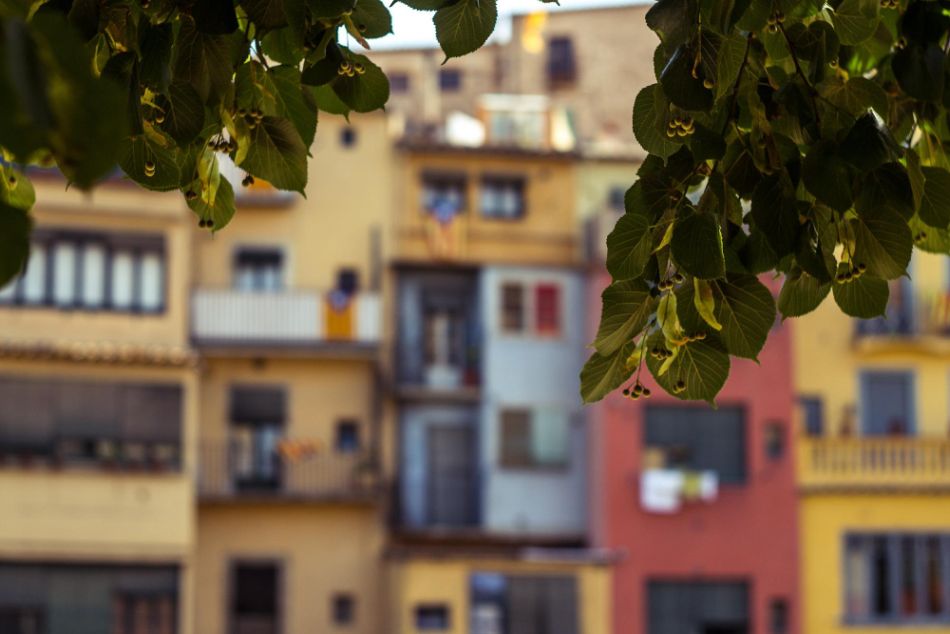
191;289;381;345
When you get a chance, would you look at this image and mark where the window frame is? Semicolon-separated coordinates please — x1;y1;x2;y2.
228;558;284;634
0;229;167;314
438;68;462;92
498;407;570;471
232;245;286;293
843;533;950;625
479;175;527;220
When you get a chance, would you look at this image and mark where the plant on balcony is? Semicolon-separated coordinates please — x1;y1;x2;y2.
0;0;948;404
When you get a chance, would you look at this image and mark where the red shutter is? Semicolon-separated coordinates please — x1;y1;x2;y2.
535;284;561;335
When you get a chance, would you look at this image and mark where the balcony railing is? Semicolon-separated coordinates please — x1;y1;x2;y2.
855;291;950;338
797;436;950;490
191;289;381;348
198;440;378;502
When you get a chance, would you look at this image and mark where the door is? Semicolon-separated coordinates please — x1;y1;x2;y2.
861;371;915;435
426;425;477;527
231;562;280;634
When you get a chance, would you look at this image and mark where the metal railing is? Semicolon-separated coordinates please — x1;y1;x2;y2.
798;436;950;490
191;289;381;346
198;440;378;501
855;291;950;338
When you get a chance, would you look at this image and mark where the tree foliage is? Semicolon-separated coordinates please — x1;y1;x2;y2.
0;0;530;279
581;0;950;404
0;0;948;405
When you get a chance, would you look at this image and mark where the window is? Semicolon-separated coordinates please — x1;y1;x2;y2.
336;268;360;295
770;599;789;634
0;376;182;469
0;563;178;634
798;396;824;436
335;420;361;454
0;230;166;312
608;186;626;212
547;36;577;87
232;562;279;634
234;248;284;292
644;405;747;483
480;177;525;219
470;573;578;634
389;72;410;93
499;408;569;469
415;604;450;630
230;386;286;490
535;284;561;335
501;283;525;332
439;69;461;92
340;127;357;148
332;593;355;625
648;581;749;634
764;420;785;460
861;371;915;435
421;172;466;216
845;534;950;623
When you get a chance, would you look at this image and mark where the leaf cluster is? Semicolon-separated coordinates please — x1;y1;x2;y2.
582;0;950;404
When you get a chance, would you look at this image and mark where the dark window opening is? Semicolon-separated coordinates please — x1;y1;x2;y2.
608;186;626;212
336;268;360;296
389;72;410;93
335;420;361;454
648;581;749;634
332;593;355;625
230;386;286;491
340;127;357;148
438;69;461;92
232;563;279;634
480;176;526;219
234;248;284;292
421;172;467;219
500;282;525;333
415;604;450;630
770;599;789;634
535;283;561;336
644;405;747;484
470;573;578;634
547;36;577;87
765;420;785;460
799;396;824;436
861;371;915;436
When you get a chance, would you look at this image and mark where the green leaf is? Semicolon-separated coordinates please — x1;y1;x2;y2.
715;33;747;100
593;279;658;355
0;201;31;288
646;334;730;404
193;0;239;34
311;83;351;116
158;81;204;145
632;84;682;159
918;167;950;229
909;214;950;254
241;0;289;30
0;166;34;210
660;44;713;111
851;206;912;280
714;275;775;360
309;0;357;18
855;162;915;221
239;116;308;192
892;44;945;102
646;0;694;50
580;341;636;403
693;278;723;331
606;208;653;280
778;268;831;318
434;0;497;60
119;134;181;191
671;212;725;280
818;76;888;120
331;54;390;113
350;0;393;38
840;111;899;172
832;272;888;319
657;293;683;344
832;0;879;46
187;175;236;231
802;141;854;212
172;16;236;104
751;174;801;257
269;65;318;146
397;0;447;9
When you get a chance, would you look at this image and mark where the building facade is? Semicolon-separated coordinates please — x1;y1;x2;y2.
0;177;199;634
794;252;950;634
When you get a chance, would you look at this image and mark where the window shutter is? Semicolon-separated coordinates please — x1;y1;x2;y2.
500;409;533;468
230;386;286;425
501;283;525;332
545;577;579;634
122;385;182;443
535;284;561;335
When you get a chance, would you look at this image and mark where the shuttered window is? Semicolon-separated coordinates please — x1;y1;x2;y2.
648;581;750;634
644;405;747;483
499;408;569;470
535;284;561;335
229;386;286;424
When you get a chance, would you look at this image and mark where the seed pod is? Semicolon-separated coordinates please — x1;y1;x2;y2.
702;78;714;90
185;190;198;201
242;174;255;187
642;388;652;398
7;175;16;186
672;273;685;284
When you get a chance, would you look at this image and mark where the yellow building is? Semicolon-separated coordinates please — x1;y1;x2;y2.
190;114;392;634
795;252;950;634
0;177;199;634
385;133;613;634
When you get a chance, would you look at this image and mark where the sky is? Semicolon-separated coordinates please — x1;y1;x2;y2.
369;0;645;50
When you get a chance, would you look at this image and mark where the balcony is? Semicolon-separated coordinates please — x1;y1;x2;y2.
190;289;381;355
198;440;378;503
797;436;950;491
855;290;950;341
